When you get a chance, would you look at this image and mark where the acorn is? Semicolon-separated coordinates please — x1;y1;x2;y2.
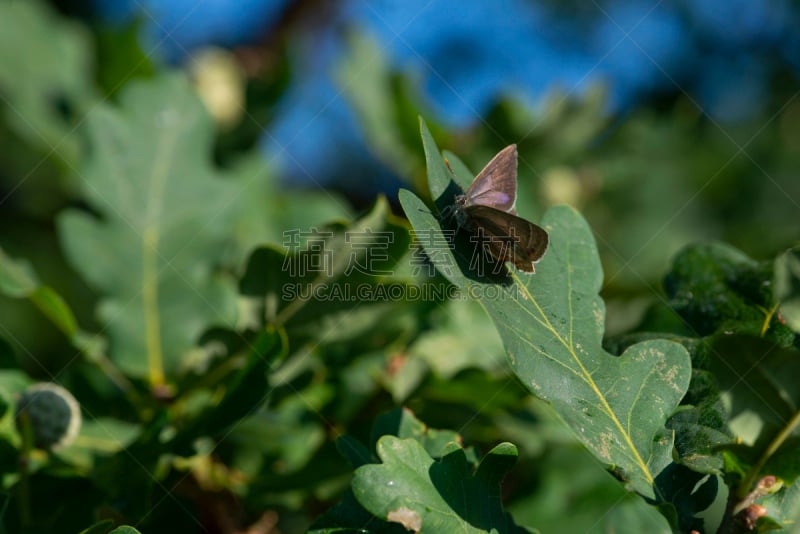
15;383;81;450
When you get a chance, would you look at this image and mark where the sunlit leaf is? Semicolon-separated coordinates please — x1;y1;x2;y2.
369;407;462;460
400;118;692;500
775;245;800;333
353;437;527;533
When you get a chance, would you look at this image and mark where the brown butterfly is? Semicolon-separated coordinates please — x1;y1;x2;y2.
452;145;549;273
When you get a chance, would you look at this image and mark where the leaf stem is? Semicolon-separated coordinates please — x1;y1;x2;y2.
759;302;779;337
737;409;800;498
142;227;165;386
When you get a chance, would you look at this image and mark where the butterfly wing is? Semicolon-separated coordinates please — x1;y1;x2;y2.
463;144;517;213
464;205;549;272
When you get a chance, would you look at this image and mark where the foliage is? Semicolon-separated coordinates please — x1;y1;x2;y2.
1;2;799;534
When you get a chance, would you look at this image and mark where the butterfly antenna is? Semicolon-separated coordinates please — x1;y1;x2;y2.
444;157;457;178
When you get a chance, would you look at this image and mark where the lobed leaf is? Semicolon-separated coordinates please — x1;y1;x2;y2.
369;407;463;460
352;437;527;533
399;118;692;500
57;74;239;383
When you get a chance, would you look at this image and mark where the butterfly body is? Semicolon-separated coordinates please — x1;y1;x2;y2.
452;144;549;273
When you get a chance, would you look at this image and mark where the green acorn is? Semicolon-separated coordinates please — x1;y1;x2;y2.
15;383;81;450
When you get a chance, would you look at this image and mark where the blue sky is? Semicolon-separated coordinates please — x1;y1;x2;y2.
93;0;797;187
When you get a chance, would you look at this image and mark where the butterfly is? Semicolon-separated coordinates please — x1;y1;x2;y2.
451;144;549;273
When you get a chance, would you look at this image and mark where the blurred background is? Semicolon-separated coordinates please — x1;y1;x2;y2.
4;0;799;338
3;0;800;409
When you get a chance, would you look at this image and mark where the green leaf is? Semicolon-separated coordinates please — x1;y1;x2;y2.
308;488;409;534
108;527;142;534
57;74;239;383
239;197;416;352
710;334;800;485
660;347;733;475
0;248;37;297
664;243;793;343
370;407;463;460
762;479;800;531
408;298;506;378
0;0;93;165
336;31;420;181
0;369;32;400
321;409;499;532
0;248;78;338
774;245;800;333
399;118;692;500
650;463;718;532
667;400;731;474
58;417;141;470
225;154;352;263
712;336;800;444
0;253;112;391
95;21;155;97
507;443;672;534
353;436;528;533
222;381;329;478
169;328;286;452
